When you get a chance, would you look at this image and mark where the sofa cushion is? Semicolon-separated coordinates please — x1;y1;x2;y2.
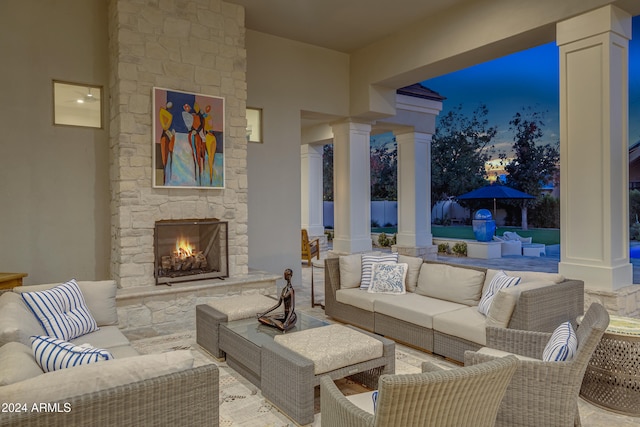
374;294;467;329
106;344;140;358
0;342;44;386
20;279;99;341
0;350;195;406
336;288;381;311
432;306;487;346
360;253;398;290
415;263;485;306
543;322;578;362
69;325;131;349
339;253;364;289
398;255;423;293
0;292;46;347
367;263;408;295
14;280;118;326
486;288;519;328
478;270;520;315
31;335;114;372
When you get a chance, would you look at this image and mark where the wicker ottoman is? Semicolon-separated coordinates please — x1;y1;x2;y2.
196;294;276;358
579;315;640;416
261;324;395;425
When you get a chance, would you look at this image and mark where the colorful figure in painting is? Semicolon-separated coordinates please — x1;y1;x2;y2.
158;102;175;185
183;102;214;186
257;269;297;332
204;104;217;185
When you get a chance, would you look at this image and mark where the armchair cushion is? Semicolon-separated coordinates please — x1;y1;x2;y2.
20;279;99;341
542;321;578;362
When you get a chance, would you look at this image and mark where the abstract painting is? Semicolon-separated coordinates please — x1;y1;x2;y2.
152;87;224;188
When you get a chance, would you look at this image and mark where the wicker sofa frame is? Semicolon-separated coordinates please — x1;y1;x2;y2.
324;257;585;362
0;364;219;427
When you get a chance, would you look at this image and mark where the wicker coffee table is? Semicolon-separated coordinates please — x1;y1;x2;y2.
579;315;640;416
219;313;395;425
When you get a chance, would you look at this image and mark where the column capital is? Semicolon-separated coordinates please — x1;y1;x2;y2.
557;5;631;46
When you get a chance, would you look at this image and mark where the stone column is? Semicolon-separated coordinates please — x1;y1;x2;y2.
331;120;373;254
394;131;436;259
300;143;325;236
557;5;633;291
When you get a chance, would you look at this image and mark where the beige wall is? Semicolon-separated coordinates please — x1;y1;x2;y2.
246;31;349;284
0;0;110;285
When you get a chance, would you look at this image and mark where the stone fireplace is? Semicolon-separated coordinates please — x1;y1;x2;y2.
154;219;228;285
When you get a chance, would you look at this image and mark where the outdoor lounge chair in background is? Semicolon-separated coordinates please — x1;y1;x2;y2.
301;229;320;266
503;231;533;244
320;355;518;427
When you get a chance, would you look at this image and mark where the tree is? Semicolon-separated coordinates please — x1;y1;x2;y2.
322;144;333;201
502;108;560;230
431;104;497;206
370;141;397;200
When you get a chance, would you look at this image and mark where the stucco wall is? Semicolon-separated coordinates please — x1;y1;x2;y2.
0;0;110;285
245;30;349;285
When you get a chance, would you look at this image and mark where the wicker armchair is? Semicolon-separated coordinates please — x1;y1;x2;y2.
464;303;610;427
320;355;518;427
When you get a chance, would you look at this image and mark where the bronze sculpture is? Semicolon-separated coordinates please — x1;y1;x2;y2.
257;268;297;331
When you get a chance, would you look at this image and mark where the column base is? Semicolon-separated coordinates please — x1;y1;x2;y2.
392;244;438;260
584;284;640;317
558;261;633;292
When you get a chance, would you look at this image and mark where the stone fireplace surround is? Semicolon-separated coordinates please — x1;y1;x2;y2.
108;0;278;336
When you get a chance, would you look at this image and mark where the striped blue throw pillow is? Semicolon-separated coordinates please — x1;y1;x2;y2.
360;253;398;290
31;335;113;372
543;322;578;362
478;270;520;315
21;279;98;341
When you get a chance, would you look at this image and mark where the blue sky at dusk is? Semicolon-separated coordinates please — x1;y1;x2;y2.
421;15;640;159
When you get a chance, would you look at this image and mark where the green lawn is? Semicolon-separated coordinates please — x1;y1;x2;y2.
372;225;560;245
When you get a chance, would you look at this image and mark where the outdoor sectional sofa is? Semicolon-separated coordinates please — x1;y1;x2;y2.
0;280;218;427
325;255;585;362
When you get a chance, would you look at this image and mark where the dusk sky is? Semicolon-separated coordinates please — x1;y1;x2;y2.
421;15;640;159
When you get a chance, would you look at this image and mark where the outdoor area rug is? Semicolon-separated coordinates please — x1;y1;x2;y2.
131;331;457;427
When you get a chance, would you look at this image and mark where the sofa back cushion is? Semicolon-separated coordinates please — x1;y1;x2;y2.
14;280;118;326
398;255;423;293
482;269;564;295
339;254;363;289
0;342;44;386
415;263;486;306
0;292;46;347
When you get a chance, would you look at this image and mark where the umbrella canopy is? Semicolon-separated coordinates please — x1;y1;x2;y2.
457;185;535;218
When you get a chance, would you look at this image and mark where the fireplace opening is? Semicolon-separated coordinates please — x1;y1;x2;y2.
154;219;228;285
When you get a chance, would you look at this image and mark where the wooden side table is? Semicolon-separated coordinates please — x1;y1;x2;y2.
0;272;28;290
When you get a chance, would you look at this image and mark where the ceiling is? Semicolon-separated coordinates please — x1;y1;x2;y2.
226;0;466;53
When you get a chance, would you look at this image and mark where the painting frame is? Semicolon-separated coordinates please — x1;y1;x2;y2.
152;87;225;189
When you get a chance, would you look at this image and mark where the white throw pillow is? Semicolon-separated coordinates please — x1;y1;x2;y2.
367;263;408;295
360;253;398;290
543;322;578;362
478;270;520;315
20;279;99;341
31;335;114;372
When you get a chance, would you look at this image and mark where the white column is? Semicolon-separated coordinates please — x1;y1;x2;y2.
557;5;633;291
331;120;373;253
300;144;325;236
395;131;432;248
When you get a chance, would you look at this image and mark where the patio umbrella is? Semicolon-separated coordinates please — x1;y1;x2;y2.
456;185;535;218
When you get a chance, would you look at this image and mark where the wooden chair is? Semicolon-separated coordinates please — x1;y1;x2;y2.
301;229;320;266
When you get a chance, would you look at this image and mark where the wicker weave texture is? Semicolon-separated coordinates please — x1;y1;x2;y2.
374;312;434;352
320;355;518;427
1;364;219;427
465;303;610;427
196;303;228;358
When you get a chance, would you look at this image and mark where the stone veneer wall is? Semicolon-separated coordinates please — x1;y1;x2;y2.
108;0;248;289
585;285;640;318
